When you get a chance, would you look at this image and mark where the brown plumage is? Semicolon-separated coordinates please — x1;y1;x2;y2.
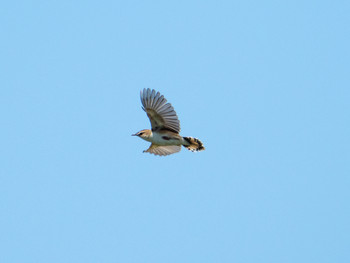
132;88;205;156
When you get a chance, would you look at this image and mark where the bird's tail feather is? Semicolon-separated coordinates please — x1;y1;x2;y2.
183;137;205;152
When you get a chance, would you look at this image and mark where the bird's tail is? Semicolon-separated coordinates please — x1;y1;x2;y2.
182;137;205;152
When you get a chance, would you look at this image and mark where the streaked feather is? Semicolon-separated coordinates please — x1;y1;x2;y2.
144;144;181;156
141;88;180;133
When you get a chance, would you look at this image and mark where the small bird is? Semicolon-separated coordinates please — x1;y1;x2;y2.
133;88;205;156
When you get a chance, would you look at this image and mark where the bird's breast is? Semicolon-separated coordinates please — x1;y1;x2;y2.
151;132;182;145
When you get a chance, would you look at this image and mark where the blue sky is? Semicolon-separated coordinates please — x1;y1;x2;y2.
1;1;349;262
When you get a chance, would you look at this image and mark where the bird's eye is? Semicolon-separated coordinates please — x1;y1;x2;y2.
139;132;143;135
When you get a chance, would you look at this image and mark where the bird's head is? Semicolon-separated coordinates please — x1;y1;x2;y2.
132;129;152;141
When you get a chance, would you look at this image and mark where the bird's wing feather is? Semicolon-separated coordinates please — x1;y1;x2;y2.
144;144;181;156
140;88;180;133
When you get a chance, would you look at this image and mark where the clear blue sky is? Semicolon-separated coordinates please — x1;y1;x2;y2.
1;1;349;262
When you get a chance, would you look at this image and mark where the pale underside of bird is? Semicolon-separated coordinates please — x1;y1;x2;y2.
132;88;205;156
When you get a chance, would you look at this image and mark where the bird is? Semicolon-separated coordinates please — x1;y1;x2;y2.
132;88;205;156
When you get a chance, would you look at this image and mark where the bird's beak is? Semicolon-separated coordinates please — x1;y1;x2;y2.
131;133;137;136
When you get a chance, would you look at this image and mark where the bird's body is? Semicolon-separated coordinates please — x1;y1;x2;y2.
133;89;205;156
135;129;183;145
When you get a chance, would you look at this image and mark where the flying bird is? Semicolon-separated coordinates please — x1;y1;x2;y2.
133;88;205;156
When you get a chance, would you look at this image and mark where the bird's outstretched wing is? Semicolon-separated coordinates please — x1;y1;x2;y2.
140;88;180;133
144;144;181;156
